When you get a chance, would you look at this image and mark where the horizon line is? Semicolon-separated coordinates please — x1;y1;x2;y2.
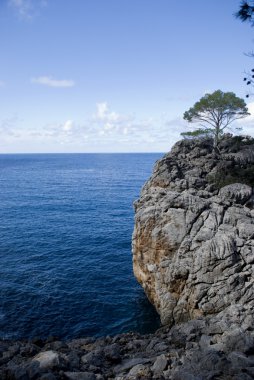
0;151;166;155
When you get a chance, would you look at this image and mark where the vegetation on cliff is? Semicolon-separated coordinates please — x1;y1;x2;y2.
208;134;254;188
182;90;249;147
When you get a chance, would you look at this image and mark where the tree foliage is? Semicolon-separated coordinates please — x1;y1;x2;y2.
182;90;249;147
180;128;213;139
236;2;254;97
236;1;254;24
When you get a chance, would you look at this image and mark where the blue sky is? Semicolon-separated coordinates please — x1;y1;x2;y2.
1;0;254;152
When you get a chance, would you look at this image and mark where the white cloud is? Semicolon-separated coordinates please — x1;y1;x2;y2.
0;115;22;140
62;120;74;132
92;102;139;141
95;102;123;123
9;0;31;17
96;102;108;119
8;0;47;19
236;102;254;137
92;103;180;145
0;103;187;152
31;76;75;88
245;102;254;121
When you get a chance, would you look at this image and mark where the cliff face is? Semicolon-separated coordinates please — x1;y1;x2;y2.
3;135;254;380
133;135;254;326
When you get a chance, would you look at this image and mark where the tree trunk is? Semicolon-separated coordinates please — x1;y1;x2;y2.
213;124;220;148
213;134;218;148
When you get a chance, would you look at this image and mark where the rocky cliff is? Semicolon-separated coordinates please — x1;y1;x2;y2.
133;135;254;327
2;135;254;380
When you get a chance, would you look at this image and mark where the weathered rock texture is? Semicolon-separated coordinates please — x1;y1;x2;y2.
2;314;254;380
133;135;254;326
3;135;254;379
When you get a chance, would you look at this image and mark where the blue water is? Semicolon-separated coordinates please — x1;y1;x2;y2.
0;153;162;340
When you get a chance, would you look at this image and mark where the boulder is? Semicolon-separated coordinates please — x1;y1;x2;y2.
32;350;59;370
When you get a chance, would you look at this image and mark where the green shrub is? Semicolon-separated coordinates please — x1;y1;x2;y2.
208;164;254;189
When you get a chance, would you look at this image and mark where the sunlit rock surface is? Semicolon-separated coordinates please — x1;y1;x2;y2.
133;135;254;326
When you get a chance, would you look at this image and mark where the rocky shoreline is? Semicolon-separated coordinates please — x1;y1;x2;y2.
2;134;254;379
1;307;254;380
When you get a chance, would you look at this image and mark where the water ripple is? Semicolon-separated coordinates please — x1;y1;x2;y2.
0;153;162;339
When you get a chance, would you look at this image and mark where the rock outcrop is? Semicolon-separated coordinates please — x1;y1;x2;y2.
133;135;254;326
3;135;254;380
2;316;254;380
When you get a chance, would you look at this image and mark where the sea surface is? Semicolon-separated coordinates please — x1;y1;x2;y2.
0;153;163;340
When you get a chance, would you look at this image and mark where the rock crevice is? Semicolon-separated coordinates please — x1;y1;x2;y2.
132;135;254;326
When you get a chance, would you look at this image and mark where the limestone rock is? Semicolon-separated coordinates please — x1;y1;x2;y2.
64;372;96;380
114;357;151;374
151;353;168;374
32;350;59;369
219;183;252;204
2;320;254;379
132;135;254;326
128;364;147;376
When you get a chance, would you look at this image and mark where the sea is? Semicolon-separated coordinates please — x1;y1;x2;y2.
0;153;163;340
